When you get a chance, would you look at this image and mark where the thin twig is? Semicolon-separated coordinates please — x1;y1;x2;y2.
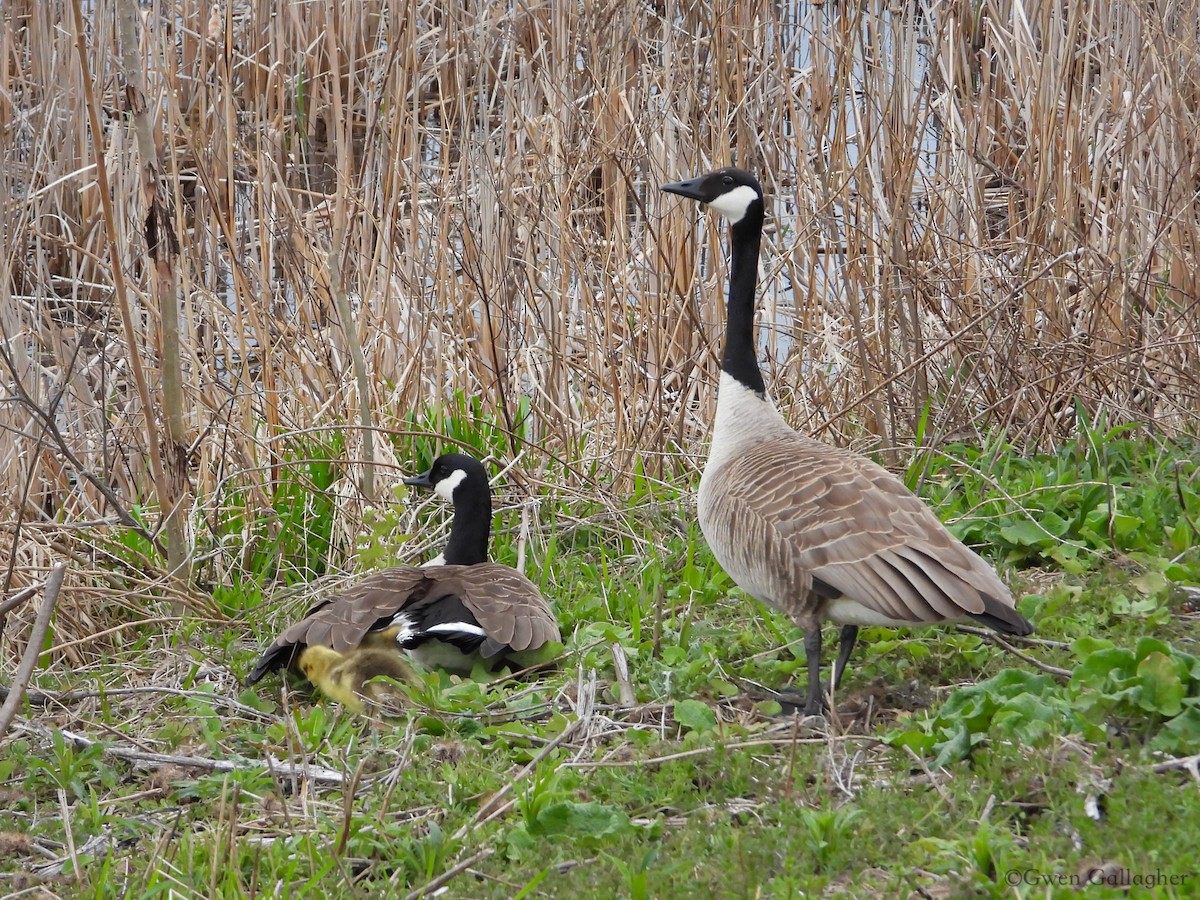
1150;753;1200;776
0;683;276;722
955;625;1071;651
58;788;81;883
563;734;874;769
13;724;346;785
404;847;495;900
0;563;67;741
452;716;585;842
901;744;953;804
610;642;637;708
0;585;39;618
958;627;1072;678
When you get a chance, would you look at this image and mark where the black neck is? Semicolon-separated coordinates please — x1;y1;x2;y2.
442;484;491;565
722;204;767;396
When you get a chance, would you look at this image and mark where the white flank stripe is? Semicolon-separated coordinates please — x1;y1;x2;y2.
420;553;447;568
425;622;488;639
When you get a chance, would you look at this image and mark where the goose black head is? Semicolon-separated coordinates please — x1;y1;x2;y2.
404;452;489;503
661;167;763;225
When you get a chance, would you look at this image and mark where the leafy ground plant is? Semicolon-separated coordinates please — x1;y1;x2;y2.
2;436;1199;897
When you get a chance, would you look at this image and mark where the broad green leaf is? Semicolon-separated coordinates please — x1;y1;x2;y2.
998;520;1054;548
884;727;935;756
660;646;688;666
1134;637;1174;663
755;699;783;717
1071;647;1136;690
1071;636;1115;657
531;801;631;841
1038;510;1071;537
709;679;740;698
1110;512;1143;542
1150;707;1200;755
508;640;565;669
991;693;1065;745
1137;652;1184;717
931;721;974;767
1132;571;1171;597
504;824;537;859
673;699;717;733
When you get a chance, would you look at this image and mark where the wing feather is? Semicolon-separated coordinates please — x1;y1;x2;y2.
699;431;1023;630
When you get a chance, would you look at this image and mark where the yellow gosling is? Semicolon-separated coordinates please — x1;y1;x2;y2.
297;644;420;712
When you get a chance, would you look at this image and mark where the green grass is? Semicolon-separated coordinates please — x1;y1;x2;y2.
3;427;1199;897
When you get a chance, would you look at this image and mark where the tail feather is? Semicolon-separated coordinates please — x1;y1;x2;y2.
969;595;1034;636
245;644;297;686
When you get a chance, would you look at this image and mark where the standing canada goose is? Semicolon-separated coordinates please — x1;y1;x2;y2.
660;167;1033;715
246;452;561;709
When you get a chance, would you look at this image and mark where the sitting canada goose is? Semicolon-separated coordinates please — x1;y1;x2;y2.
660;167;1033;715
246;452;561;707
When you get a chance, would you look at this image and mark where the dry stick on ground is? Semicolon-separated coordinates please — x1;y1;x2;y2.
954;624;1071;650
0;585;39;618
563;735;862;771
1;684;276;723
57;788;81;882
13;723;346;786
955;625;1073;678
610;642;637;708
1150;753;1200;778
404;848;496;900
0;563;67;741
901;744;953;804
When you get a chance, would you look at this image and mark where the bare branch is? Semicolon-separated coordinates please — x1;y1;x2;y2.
0;563;67;740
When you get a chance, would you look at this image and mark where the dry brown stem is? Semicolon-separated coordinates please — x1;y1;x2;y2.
0;563;66;740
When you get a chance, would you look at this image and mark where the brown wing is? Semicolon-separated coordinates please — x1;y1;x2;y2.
246;564;560;684
425;564;562;653
701;433;1028;633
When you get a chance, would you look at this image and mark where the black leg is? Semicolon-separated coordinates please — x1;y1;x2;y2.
831;624;859;691
803;628;824;715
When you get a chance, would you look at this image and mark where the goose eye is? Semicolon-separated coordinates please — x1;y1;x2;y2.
722;176;734;186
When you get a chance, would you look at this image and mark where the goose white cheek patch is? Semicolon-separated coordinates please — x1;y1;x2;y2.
707;185;759;223
434;468;468;501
